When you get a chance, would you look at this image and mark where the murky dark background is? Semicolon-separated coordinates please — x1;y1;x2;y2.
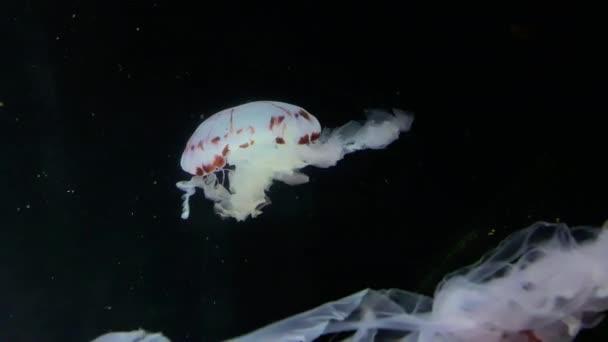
1;2;604;341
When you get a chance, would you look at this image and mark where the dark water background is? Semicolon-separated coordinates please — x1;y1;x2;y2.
1;2;605;341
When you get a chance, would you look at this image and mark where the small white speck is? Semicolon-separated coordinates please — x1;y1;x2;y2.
104;305;112;311
72;13;77;19
152;180;158;185
25;204;31;209
91;112;95;117
56;36;60;40
130;211;135;216
135;27;141;32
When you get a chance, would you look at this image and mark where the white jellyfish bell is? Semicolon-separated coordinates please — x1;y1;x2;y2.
176;100;414;222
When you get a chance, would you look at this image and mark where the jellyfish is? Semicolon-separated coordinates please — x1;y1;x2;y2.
90;329;170;342
225;221;608;341
176;101;414;221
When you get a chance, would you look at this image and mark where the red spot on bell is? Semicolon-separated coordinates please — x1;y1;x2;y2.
212;155;225;169
298;134;310;145
298;110;310;121
269;116;284;130
202;164;213;173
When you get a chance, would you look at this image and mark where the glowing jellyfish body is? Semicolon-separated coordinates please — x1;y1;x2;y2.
177;100;414;221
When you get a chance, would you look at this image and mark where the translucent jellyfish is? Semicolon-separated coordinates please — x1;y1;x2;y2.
226;221;608;341
176;101;414;221
90;329;170;342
